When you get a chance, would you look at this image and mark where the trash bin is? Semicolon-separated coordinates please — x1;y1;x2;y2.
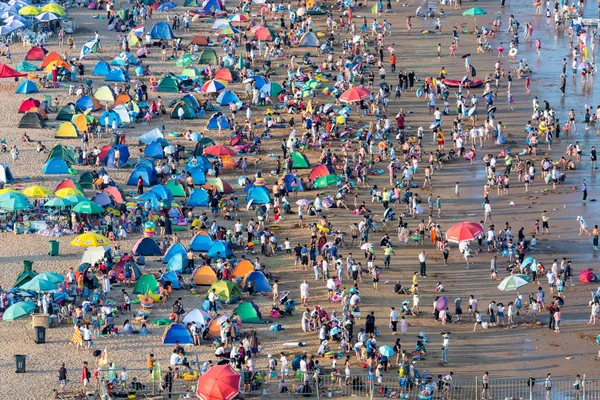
35;326;46;344
48;240;59;256
14;355;26;373
23;260;34;271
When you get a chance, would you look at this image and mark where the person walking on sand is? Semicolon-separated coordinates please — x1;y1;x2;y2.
482;372;490;399
418;250;427;277
578;216;591;236
582;179;588;203
441;332;449;363
545;373;552;399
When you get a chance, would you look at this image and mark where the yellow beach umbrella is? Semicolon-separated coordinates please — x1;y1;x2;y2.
0;188;17;195
55;187;84;198
18;5;41;16
71;232;111;247
22;186;52;198
41;3;67;16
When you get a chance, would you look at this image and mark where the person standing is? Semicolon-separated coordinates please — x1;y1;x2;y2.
164;367;174;398
58;363;68;393
81;361;90;392
300;280;309;306
208;289;218;315
441;332;449;363
389;307;398;334
545;373;552;400
560;73;566;96
418;250;427;277
481;371;490;400
582;179;588;203
591;146;598;169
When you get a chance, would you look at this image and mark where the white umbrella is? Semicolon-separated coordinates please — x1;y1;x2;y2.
352;34;362;44
497;274;531;291
7;19;24;28
360;243;374;250
36;11;60;22
164;145;176;155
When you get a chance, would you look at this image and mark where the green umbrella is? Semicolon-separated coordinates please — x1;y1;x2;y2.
3;302;36;321
497;274;531;291
20;277;58;292
72;200;104;214
305;79;319;89
44;197;76;207
36;272;65;284
462;7;487;16
313;174;344;188
0;193;33;211
64;194;88;204
176;53;199;67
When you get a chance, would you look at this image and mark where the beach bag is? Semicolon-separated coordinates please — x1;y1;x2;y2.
502;249;509;257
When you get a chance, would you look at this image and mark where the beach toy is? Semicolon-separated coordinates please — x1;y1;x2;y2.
509;48;518;57
138;291;161;303
416;89;423;98
169;131;182;137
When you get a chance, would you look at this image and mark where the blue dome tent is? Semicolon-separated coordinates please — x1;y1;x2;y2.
76;96;101;111
104;145;130;168
185;157;211;172
162;323;193;345
162;243;187;264
189;233;213;252
144;141;164;158
105;68;130;82
216;90;239;106
246;185;271;205
128;166;157;186
139;127;164;144
161;270;180;289
280;173;304;192
166;253;185;273
242;271;272;292
150;22;174;39
206;113;230;130
149;184;173;200
42;158;70;174
16;79;38;94
100;111;122;127
208;240;232;259
93;61;111;76
187;188;209;207
132;237;162;256
111;52;139;67
202;0;224;13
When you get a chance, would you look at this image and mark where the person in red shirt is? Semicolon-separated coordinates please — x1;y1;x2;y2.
81;361;90;391
390;54;396;73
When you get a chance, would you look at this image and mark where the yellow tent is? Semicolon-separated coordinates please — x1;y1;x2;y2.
55;122;80;139
43;59;72;73
71;114;92;132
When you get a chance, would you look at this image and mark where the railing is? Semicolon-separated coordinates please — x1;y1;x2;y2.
95;368;600;399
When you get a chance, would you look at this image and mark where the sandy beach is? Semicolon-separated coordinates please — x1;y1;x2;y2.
0;0;599;398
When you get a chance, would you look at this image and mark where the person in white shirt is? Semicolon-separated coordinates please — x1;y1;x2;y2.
418;250;427;277
389;307;398;334
326;278;336;301
300;280;309;306
280;353;288;377
170;350;183;366
484;203;493;224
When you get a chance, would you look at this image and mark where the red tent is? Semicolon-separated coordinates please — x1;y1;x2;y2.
55;179;82;192
18;98;41;113
103;187;125;204
25;46;46;61
253;27;273;41
98;145;111;162
214;68;235;83
196;365;241;400
0;64;27;79
309;164;333;181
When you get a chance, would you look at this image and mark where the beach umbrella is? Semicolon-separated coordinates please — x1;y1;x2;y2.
202;79;227;93
41;3;66;16
435;296;448;311
71;232;111;247
0;188;17;195
340;87;370;102
64;194;88;204
296;199;311;206
462;7;487;16
176;53;199;67
36;11;60;21
378;345;395;357
0;26;15;36
445;221;484;243
21;277;58;292
36;272;65;284
22;185;52;198
80;39;99;59
521;256;535;269
0;192;32;210
498;274;531;291
203;144;236;157
55;187;84;198
360;243;374;250
216;27;240;36
195;364;241;400
3;301;35;321
72;200;104;214
579;269;595;283
7;19;25;29
44;197;75;207
18;5;40;16
313;174;343;188
227;13;248;23
131;25;144;37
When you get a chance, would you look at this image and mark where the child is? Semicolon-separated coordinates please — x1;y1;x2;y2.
556;278;565;298
284;238;291;255
400;315;410;334
507;91;514;111
455;182;460;198
530;235;537;248
534;220;540;235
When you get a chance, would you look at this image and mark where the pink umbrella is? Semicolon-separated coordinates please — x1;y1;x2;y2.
137;47;149;57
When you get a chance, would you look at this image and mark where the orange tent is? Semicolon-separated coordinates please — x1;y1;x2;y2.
71;114;90;132
28;107;48;119
214;68;234;83
44;59;72;72
191;35;209;46
41;51;62;68
232;260;254;279
113;93;132;107
192;265;218;285
221;156;237;170
207;315;231;337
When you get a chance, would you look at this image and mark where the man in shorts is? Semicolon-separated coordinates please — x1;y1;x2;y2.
541;211;550;234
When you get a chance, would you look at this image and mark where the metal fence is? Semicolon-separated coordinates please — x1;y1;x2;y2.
95;368;600;399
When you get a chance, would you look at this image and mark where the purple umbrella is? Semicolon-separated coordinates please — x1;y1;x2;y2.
435;296;448;311
322;198;333;208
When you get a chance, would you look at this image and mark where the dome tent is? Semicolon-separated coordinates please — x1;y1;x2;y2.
246;185;271;205
206;113;230;130
18;112;45;128
189;168;206;185
75;95;102;111
279;173;304;192
161;270;180;289
139;127;164;145
16;61;39;73
127;165;157;186
232;260;254;279
189;232;212;251
42;158;70;174
299;31;318;46
182;309;212;327
104;145;130;168
165;180;186;197
143;141;164;159
216;90;239;106
93;61;111;76
191;265;218;285
157;75;180;93
55;122;80;138
241;271;272;292
198;48;218;65
105;68;130;82
133;273;160;294
56;103;79;121
112;259;142;281
16;79;38;94
208;240;233;259
162;323;193;345
166;253;185;273
233;301;264;323
290;151;310;169
170;101;195;119
132;237;162;256
162;243;187;264
207;280;242;304
187;188;209;207
25;46;46;61
150;21;174;39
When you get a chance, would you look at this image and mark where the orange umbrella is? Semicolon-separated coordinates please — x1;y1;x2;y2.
196;364;241;400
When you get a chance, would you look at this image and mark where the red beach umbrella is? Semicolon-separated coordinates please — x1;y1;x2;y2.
196;364;241;400
445;221;484;243
579;269;595;283
203;144;236;157
339;87;370;102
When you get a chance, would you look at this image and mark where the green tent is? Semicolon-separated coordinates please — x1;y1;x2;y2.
198;49;218;65
207;280;242;304
290;151;310;169
79;171;95;189
184;0;201;5
16;61;38;73
233;301;264;323
313;174;344;188
157;76;180;93
56;103;79;121
165;180;186;197
170;102;195;119
47;144;78;165
15;262;37;288
133;273;160;294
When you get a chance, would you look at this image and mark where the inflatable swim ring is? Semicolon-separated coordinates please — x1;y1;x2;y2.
508;48;518;57
416;88;423;98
